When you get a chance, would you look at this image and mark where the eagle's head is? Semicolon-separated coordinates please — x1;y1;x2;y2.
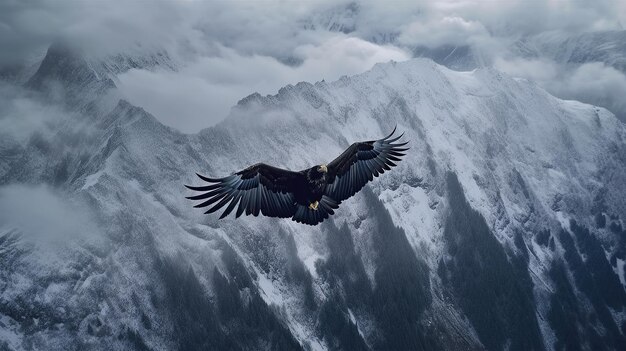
308;164;328;182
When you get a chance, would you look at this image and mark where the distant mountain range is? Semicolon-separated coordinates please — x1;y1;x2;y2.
0;36;625;350
300;2;626;123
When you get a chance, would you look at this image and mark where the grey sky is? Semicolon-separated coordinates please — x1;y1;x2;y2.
1;0;625;132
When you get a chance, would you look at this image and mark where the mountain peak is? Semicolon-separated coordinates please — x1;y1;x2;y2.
27;41;104;88
25;41;116;105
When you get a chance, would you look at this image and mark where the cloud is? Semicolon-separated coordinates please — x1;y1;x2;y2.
556;62;626;120
117;37;410;132
494;57;559;85
0;0;187;65
2;0;624;65
494;58;626;121
428;0;623;37
0;184;100;243
398;16;489;48
2;0;626;131
0;82;70;142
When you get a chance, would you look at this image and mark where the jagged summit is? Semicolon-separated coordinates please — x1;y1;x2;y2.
27;41;114;92
22;40;175;110
29;40;176;81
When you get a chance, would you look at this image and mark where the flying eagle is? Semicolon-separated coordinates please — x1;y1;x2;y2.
185;127;408;225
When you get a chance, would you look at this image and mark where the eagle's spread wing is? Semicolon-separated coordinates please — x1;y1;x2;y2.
325;127;408;202
185;163;302;219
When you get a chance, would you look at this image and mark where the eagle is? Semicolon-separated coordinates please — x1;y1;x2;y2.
185;127;408;225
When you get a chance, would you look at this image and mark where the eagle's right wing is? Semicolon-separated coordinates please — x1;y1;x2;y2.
325;127;408;202
185;163;303;219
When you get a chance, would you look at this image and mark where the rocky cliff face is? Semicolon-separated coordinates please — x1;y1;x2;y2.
0;43;625;350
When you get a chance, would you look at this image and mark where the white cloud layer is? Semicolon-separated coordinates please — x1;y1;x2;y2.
0;184;99;243
0;82;68;142
2;0;626;131
494;57;626;121
556;63;626;120
398;16;489;48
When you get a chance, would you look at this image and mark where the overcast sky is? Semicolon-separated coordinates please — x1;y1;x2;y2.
1;0;625;132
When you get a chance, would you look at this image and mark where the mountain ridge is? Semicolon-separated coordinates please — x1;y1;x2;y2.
0;44;625;350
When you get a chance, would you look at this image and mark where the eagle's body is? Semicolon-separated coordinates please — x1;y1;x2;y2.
302;166;328;204
186;127;408;225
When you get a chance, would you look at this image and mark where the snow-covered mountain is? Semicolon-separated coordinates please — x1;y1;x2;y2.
510;30;626;123
1;43;625;350
409;30;626;124
16;41;174;108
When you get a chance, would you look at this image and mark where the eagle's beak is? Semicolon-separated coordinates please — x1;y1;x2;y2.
318;164;328;173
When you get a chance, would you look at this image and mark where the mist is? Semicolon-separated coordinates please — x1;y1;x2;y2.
0;185;92;239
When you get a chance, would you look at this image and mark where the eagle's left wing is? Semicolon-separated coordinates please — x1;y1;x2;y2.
325;127;408;202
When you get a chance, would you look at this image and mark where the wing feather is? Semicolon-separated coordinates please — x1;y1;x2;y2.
220;191;241;219
291;195;339;225
325;127;409;202
186;163;302;220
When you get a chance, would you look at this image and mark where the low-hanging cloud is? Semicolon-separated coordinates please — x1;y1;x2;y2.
0;184;101;243
494;57;560;86
556;63;626;121
117;37;410;132
430;0;624;37
0;82;70;142
2;0;624;66
494;57;626;121
0;0;185;65
398;16;489;48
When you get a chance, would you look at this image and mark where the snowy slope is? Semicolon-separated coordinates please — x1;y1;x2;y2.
413;30;626;123
1;44;625;350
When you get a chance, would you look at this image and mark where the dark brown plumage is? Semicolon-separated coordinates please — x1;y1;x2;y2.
185;127;408;225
